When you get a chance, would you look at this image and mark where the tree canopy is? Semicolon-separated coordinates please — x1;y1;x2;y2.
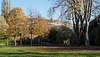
7;7;28;46
0;16;8;37
33;15;49;37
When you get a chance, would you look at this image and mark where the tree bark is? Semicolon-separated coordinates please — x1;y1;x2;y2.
14;37;16;46
38;38;40;44
30;33;32;46
77;35;81;46
14;28;17;46
41;37;42;45
85;20;90;46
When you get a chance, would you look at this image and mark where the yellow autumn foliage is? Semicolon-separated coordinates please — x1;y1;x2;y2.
33;15;49;37
7;7;28;38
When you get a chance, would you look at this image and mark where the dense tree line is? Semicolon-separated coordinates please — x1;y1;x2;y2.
0;0;100;46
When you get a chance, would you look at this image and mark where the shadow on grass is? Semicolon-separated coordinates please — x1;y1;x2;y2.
0;51;100;57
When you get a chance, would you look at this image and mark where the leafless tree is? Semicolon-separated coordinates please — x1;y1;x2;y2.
48;0;100;46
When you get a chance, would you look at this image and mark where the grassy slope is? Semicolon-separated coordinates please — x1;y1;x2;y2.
0;46;100;57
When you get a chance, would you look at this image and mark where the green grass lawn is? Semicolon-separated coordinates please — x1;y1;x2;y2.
0;46;100;57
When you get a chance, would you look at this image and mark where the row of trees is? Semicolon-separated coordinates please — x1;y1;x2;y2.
1;7;49;46
0;0;49;46
1;0;100;46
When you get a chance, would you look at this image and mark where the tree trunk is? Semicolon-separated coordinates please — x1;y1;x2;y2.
76;35;81;46
38;38;40;44
20;34;22;45
85;20;90;46
76;21;80;46
14;37;16;46
41;37;42;45
30;33;32;46
14;29;17;46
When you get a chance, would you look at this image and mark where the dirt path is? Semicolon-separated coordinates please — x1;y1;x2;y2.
43;46;100;51
6;45;100;51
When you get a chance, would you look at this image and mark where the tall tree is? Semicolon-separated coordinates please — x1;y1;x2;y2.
7;8;26;46
33;15;49;44
1;0;11;22
27;7;39;46
1;0;8;21
28;18;34;46
27;8;35;46
0;16;8;45
17;16;28;45
48;0;100;46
